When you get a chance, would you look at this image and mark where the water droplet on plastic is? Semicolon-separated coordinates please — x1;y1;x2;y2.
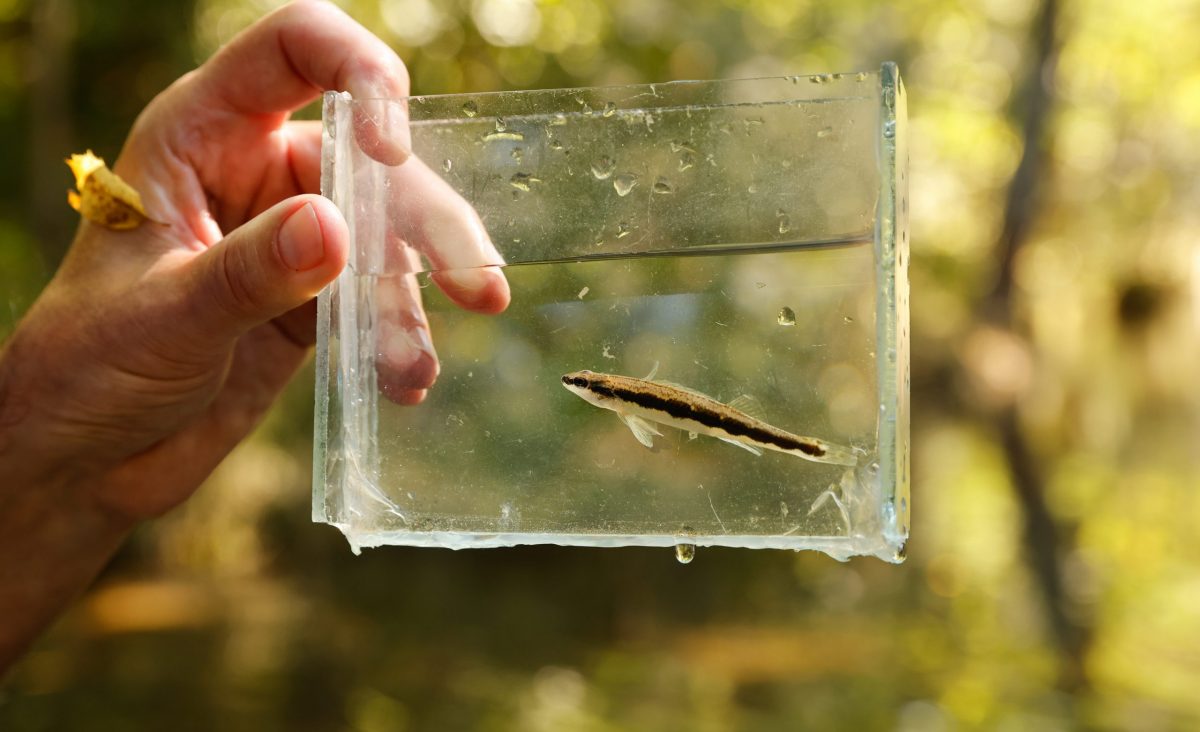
549;113;568;126
747;183;758;194
482;130;525;142
678;151;696;171
652;177;673;194
883;120;896;139
494;117;507;132
780;501;790;518
776;209;791;234
856;72;869;82
843;315;855;324
549;138;564;150
669;139;692;153
777;307;796;326
817;126;833;138
616;222;631;238
613;173;638;196
675;544;696;564
509;172;539;191
511;147;524;161
590;156;616;180
462;101;478;117
755;282;766;289
441;158;452;173
602;101;616;117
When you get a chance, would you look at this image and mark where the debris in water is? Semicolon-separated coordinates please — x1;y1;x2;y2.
578;286;589;299
509;172;540;191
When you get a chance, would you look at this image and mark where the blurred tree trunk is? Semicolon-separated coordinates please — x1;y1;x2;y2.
983;0;1092;692
29;0;75;266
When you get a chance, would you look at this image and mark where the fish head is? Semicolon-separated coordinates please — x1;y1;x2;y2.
561;370;603;405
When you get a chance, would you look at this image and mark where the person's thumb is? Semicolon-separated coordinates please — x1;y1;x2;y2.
182;195;348;348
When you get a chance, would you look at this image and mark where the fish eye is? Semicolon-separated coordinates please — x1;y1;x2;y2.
562;374;589;388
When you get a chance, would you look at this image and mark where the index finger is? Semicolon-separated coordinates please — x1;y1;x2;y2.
195;0;411;164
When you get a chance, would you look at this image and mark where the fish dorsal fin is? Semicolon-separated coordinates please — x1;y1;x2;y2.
654;380;719;401
727;394;768;422
642;361;660;381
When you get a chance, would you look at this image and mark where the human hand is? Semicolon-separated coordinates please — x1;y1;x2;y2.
0;0;509;522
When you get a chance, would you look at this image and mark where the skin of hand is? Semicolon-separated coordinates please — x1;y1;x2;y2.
0;0;509;671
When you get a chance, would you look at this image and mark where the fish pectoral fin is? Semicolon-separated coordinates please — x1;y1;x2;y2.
717;435;763;456
620;413;663;449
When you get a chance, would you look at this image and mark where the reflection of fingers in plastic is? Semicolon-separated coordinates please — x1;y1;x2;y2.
353;98;412;168
386;157;512;314
375;245;439;405
376;315;439;401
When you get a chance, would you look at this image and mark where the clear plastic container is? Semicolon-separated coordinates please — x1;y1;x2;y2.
315;64;909;562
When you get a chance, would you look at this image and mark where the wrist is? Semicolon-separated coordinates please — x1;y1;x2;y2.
0;323;106;502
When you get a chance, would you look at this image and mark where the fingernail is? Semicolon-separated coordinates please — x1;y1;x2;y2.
278;203;325;271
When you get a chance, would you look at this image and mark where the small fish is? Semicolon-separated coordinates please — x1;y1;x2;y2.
561;370;857;466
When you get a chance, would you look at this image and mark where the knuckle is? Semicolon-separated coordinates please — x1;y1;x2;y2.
216;242;261;318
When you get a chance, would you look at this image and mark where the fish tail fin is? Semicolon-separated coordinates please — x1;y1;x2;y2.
808;441;858;466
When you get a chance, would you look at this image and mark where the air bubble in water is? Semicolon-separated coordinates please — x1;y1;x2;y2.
652;177;673;194
613;173;638;196
616;222;631;238
675;544;696;564
442;159;452;173
817;126;833;138
462;101;478;117
602;101;616;117
884;120;896;139
777;307;797;326
590;156;616;180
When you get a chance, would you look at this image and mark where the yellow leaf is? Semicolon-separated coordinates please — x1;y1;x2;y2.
65;150;151;231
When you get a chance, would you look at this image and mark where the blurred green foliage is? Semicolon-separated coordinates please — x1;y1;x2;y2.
1;0;1199;730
